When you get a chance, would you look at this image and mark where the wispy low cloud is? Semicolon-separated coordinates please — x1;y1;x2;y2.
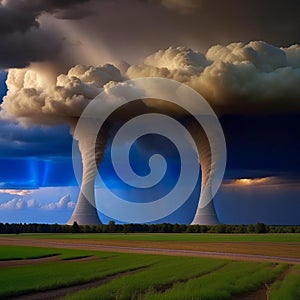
0;189;34;196
225;177;271;186
0;194;75;210
223;176;300;188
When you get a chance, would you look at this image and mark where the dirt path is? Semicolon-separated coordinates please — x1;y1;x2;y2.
1;237;300;264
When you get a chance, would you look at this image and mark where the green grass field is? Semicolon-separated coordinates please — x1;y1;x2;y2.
0;246;155;298
270;265;300;300
9;232;300;242
0;245;60;260
65;261;286;300
0;244;299;299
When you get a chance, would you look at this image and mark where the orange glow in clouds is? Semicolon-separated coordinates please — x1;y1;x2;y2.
235;178;270;185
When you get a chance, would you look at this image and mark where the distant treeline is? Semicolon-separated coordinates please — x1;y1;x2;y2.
0;221;300;234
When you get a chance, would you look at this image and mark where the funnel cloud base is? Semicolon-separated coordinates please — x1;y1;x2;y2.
191;200;219;225
67;193;102;225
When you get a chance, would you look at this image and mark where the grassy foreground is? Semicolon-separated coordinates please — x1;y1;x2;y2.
270;265;300;300
65;261;286;300
0;245;299;299
0;246;154;298
0;245;60;260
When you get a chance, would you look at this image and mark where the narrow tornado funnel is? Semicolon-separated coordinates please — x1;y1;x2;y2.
67;123;107;225
187;122;220;225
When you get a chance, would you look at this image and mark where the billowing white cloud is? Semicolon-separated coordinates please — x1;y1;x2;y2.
7;41;294;118
26;199;41;208
41;194;75;210
3;41;300;119
0;198;32;209
127;41;300;113
284;44;300;68
1;64;123;124
0;194;75;210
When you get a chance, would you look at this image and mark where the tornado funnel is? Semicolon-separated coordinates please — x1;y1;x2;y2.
67;124;107;225
187;121;220;225
67;185;101;225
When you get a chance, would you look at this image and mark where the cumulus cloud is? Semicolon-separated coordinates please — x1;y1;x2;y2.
127;41;300;113
284;44;300;68
41;194;75;210
0;197;38;209
0;194;75;210
1;64;123;124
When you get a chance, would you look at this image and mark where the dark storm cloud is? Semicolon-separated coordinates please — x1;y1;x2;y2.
2;0;91;20
0;5;38;35
147;0;201;14
157;0;300;47
1;0;300;69
0;29;61;69
180;0;300;48
0;119;72;158
0;0;92;69
62;0;300;65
